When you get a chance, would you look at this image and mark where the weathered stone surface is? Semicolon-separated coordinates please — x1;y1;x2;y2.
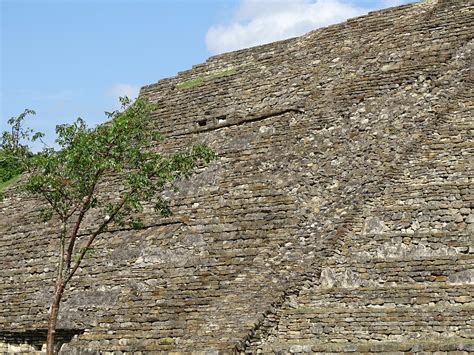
1;0;473;353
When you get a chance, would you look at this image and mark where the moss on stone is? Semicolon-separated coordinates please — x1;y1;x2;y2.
159;337;175;345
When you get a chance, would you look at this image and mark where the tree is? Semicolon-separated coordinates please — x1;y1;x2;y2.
0;109;40;184
11;97;215;354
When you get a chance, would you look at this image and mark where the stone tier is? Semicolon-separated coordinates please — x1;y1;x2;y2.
0;0;473;353
247;96;473;353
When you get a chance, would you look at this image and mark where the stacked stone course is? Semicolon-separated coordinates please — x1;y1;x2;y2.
1;0;473;353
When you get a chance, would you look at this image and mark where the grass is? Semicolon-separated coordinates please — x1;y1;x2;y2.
0;175;20;191
176;67;236;90
159;337;175;345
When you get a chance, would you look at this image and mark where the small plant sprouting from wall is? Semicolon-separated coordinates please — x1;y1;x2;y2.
176;67;236;90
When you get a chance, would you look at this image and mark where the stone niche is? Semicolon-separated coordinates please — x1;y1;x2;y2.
0;330;83;354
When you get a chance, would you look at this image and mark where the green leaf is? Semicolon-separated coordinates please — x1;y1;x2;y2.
39;208;54;222
129;218;144;230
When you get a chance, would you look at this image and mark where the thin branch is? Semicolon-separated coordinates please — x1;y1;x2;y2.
54;186;76;215
64;203;81;221
41;192;65;221
62;138;117;276
36;185;76;220
36;183;75;216
64;169;102;273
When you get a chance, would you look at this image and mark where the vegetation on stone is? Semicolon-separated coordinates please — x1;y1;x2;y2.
176;67;236;90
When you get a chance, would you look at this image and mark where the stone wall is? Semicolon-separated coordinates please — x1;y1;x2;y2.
0;0;473;353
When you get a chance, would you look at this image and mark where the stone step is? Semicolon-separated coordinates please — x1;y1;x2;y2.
347;232;473;258
299;283;473;308
257;337;474;354
322;255;473;287
276;303;473;343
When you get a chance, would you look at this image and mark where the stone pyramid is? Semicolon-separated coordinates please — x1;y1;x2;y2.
1;0;473;353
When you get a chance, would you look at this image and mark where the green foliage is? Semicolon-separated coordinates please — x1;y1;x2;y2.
0;109;41;187
20;96;216;354
1;108;38;153
0;151;23;185
176;67;236;90
24;96;216;230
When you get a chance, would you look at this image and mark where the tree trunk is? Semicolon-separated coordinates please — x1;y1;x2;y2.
46;280;65;355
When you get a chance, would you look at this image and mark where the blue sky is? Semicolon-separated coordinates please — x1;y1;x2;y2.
1;0;415;149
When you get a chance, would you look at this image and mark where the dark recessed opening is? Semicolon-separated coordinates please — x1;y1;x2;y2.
197;119;207;127
0;329;84;353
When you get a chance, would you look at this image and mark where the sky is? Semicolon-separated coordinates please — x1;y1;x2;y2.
1;0;415;150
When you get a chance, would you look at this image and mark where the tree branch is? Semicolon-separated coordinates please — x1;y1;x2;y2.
41;192;65;221
64;190;132;284
64;170;102;274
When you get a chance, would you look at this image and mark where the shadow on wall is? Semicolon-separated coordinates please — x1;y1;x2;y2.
0;329;84;353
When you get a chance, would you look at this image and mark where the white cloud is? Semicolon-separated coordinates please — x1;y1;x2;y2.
109;83;140;100
205;0;367;55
